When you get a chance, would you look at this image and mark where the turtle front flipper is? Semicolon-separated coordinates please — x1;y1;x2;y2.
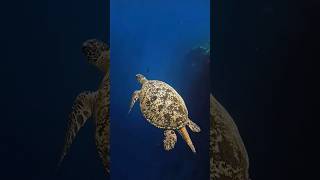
178;127;197;153
128;90;140;113
163;130;177;151
187;118;201;132
58;91;96;166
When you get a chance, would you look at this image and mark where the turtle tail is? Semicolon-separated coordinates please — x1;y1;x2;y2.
178;127;196;154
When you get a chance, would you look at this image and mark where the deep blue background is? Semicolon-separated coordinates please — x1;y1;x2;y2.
213;1;288;179
213;0;318;179
110;0;210;179
0;0;108;179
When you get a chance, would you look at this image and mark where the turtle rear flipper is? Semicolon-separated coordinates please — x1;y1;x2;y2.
58;91;96;167
187;119;201;132
163;130;177;151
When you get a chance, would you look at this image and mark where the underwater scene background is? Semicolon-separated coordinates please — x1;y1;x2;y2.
0;0;316;179
213;0;317;179
110;0;210;179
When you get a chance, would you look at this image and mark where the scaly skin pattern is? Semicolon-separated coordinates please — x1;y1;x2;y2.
210;94;250;180
139;80;189;130
59;91;96;167
94;72;110;174
163;130;177;150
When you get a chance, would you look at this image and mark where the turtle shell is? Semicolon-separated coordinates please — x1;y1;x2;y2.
139;80;189;129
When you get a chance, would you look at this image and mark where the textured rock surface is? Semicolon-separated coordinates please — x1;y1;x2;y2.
210;94;250;180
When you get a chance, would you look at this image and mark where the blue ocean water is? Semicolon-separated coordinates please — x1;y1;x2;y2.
110;0;210;179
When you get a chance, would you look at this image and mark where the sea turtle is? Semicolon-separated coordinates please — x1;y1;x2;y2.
58;39;110;174
129;74;201;153
210;94;250;180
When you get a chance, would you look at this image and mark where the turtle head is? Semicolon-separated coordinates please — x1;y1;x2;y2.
136;74;148;84
82;39;110;73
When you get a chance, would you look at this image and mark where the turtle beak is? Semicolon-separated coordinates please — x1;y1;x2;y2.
136;74;146;84
136;74;143;80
